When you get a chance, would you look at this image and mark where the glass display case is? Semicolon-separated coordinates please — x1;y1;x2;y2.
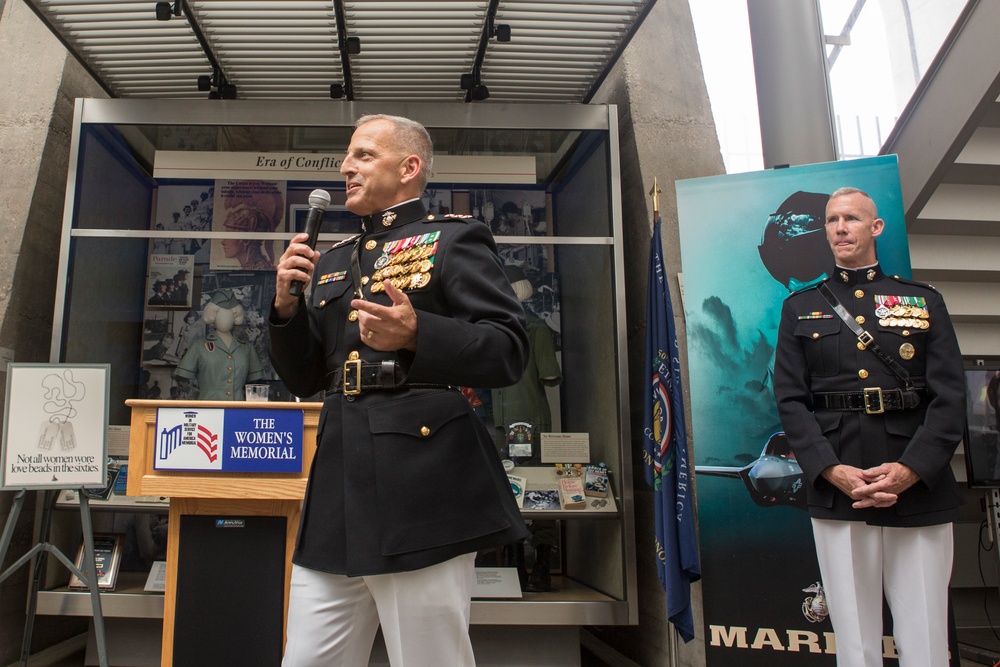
40;99;636;628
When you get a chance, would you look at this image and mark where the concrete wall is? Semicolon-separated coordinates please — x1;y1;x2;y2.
0;1;108;662
588;0;725;664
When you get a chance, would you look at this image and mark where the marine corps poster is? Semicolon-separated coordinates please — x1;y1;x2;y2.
677;156;915;665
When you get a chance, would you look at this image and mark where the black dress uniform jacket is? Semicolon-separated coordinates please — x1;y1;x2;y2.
773;264;965;527
269;199;530;576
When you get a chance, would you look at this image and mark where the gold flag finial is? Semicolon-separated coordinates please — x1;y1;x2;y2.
648;178;662;216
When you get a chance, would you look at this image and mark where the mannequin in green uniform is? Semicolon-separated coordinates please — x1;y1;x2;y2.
492;265;563;592
175;289;265;400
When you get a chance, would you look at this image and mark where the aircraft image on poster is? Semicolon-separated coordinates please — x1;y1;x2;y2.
696;432;805;510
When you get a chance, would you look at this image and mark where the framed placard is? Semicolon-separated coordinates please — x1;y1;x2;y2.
473;568;523;599
540;432;590;464
68;533;124;591
1;364;110;490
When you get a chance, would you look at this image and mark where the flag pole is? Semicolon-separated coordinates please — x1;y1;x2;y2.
648;177;682;667
649;177;662;220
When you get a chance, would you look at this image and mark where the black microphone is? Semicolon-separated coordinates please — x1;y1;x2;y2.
289;189;331;297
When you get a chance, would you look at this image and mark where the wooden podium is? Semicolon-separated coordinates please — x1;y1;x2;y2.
125;399;320;667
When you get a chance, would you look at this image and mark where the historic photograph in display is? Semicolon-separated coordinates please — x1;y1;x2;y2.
153;184;214;263
145;254;194;309
211;179;287;271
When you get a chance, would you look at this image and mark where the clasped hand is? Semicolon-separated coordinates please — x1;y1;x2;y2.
821;462;919;509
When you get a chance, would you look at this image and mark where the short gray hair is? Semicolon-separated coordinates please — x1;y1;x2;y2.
355;114;434;188
829;187;878;216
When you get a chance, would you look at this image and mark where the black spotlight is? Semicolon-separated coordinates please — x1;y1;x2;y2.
197;75;212;92
459;73;474;91
472;84;490;101
219;83;237;99
494;24;511;42
329;83;344;99
155;1;173;21
345;37;361;55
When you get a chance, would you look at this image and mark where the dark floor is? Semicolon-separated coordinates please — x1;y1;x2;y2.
956;586;1000;666
20;636;616;667
15;612;1000;666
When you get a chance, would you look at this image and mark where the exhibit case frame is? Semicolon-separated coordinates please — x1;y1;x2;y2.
39;98;637;631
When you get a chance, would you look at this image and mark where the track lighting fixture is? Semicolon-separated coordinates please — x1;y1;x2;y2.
488;17;511;43
460;72;489;102
155;1;180;21
343;37;361;56
197;69;236;99
472;84;490;101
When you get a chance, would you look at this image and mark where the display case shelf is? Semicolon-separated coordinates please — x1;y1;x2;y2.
36;572;164;619
37;573;623;625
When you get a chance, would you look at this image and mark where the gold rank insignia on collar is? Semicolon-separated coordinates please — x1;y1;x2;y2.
839;271;849;282
381;210;397;227
866;269;876;281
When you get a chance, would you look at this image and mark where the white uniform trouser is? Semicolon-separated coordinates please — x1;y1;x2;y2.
811;519;953;667
282;553;477;667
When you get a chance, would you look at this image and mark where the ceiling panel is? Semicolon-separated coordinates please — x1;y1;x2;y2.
23;0;655;102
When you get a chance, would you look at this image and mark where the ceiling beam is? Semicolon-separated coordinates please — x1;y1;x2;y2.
332;0;354;100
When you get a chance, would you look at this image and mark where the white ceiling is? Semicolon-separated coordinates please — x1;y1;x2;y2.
23;0;656;102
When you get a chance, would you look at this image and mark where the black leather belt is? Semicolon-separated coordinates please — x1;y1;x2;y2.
327;360;448;395
813;388;925;414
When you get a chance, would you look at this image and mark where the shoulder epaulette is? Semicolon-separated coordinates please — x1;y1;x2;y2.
787;278;828;297
887;274;940;293
424;213;473;224
328;234;361;250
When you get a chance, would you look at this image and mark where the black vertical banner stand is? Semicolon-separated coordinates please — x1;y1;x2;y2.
0;488;110;667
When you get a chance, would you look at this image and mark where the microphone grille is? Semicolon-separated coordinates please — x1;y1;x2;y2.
308;189;332;210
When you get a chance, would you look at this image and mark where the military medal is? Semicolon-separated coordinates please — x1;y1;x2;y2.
317;271;347;285
899;343;915;360
875;294;930;330
369;232;439;291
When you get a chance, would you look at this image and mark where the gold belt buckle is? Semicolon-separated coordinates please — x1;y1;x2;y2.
863;387;884;414
343;359;362;395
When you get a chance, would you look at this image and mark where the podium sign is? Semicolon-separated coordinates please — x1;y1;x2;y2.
154;406;303;473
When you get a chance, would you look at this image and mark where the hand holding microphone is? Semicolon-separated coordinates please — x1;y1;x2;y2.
288;189;331;297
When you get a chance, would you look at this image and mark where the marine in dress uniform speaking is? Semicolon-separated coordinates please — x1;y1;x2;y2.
774;187;965;666
269;114;529;666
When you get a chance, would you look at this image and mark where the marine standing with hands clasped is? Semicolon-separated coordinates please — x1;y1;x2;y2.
269;114;529;666
774;187;965;666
